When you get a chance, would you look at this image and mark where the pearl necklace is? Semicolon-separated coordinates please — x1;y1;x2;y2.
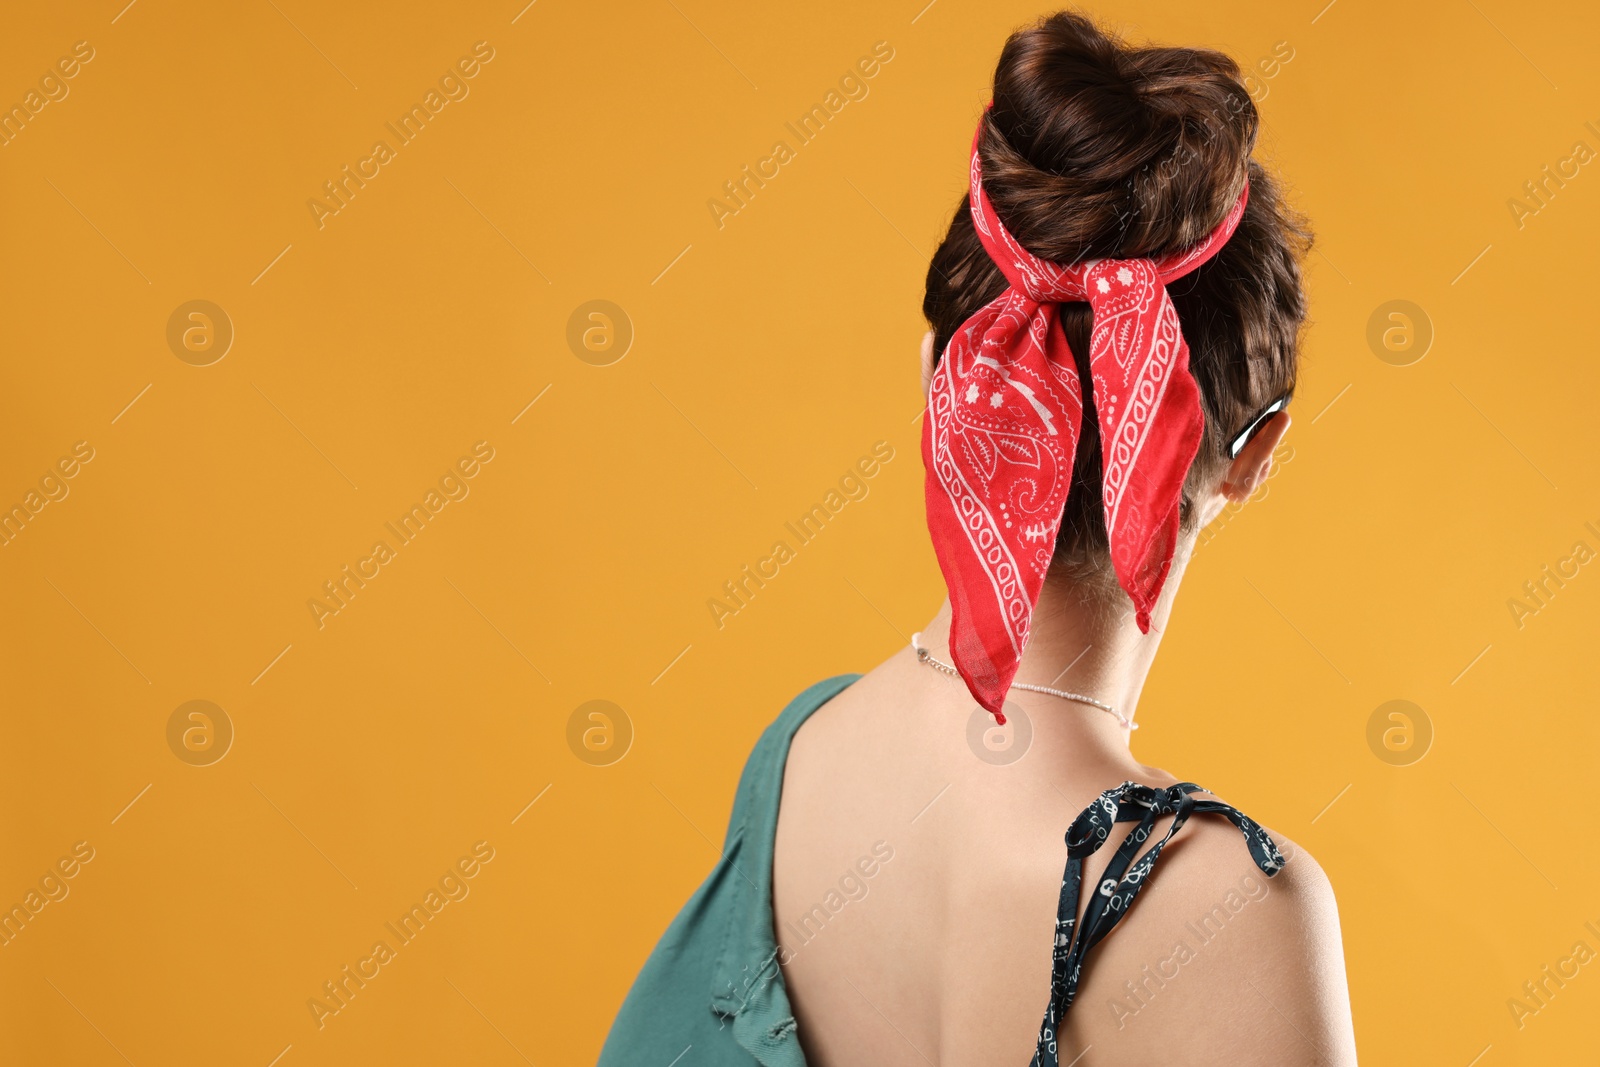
910;633;1137;730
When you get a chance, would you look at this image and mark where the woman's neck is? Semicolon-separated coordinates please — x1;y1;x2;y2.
915;542;1195;758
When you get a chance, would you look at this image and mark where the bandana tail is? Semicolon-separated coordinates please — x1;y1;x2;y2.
920;392;1016;725
1113;340;1206;635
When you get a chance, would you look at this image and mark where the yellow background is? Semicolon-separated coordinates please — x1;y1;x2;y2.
2;0;1597;1063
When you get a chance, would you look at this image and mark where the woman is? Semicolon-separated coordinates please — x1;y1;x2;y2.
600;11;1356;1065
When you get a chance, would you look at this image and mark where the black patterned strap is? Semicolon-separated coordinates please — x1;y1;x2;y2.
1030;782;1286;1067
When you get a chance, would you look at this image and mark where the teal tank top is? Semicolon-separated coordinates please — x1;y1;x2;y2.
597;674;860;1067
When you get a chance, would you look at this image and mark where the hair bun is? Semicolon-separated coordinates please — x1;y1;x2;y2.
982;11;1257;262
923;11;1310;589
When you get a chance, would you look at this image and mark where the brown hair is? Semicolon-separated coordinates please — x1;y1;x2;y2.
923;11;1312;591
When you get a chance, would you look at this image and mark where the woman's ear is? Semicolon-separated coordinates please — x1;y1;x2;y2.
1220;411;1291;503
920;330;936;398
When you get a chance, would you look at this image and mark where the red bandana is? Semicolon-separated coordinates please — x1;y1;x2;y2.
921;110;1249;723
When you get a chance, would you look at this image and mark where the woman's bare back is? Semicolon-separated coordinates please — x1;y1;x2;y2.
772;651;1356;1066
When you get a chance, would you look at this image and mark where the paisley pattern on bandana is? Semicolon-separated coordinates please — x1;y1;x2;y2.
921;107;1249;721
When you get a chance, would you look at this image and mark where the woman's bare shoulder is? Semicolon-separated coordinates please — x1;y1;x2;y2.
777;671;1358;1064
1059;814;1357;1066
